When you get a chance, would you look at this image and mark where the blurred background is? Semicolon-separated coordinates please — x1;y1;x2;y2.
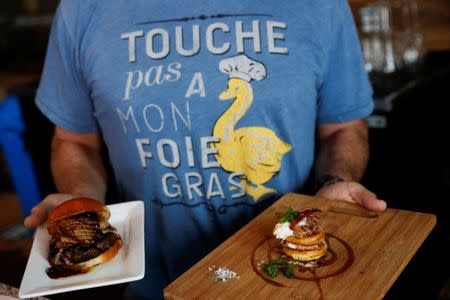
0;0;449;299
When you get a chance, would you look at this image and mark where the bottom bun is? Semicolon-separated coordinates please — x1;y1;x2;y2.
66;237;123;271
283;242;328;261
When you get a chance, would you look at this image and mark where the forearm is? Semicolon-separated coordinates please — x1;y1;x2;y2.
51;136;107;201
315;120;369;182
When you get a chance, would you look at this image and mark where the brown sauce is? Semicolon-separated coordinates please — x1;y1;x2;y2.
251;234;354;299
46;266;90;279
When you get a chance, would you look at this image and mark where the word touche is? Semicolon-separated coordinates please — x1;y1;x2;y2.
121;20;288;62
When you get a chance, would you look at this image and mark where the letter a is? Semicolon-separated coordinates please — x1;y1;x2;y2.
185;72;206;98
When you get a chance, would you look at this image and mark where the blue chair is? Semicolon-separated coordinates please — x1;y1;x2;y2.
0;95;41;219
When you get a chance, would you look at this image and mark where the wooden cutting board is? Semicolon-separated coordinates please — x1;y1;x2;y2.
164;193;436;300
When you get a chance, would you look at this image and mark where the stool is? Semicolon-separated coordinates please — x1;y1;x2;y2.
0;95;41;219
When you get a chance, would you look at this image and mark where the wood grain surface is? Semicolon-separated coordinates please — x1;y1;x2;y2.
164;193;436;300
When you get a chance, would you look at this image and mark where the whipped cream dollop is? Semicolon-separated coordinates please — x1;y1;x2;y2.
297;217;308;227
273;222;293;240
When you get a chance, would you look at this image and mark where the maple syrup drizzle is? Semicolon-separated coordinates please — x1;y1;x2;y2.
251;234;354;299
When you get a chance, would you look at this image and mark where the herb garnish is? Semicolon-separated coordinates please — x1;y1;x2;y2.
283;263;296;278
262;258;285;277
279;207;299;223
262;258;296;278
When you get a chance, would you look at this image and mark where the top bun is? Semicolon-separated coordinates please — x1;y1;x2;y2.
47;198;110;236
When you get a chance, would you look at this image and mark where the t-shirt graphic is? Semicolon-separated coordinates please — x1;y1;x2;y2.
213;54;292;201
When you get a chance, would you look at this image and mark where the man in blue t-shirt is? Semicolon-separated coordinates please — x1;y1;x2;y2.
25;0;386;298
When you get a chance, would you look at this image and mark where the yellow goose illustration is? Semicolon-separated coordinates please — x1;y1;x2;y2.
213;55;292;201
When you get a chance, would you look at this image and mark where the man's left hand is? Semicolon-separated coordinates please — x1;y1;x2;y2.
315;181;387;212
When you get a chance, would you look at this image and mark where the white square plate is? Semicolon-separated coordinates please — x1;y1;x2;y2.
19;201;145;298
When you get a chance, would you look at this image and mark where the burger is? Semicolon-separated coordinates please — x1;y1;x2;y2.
273;207;327;261
46;198;122;278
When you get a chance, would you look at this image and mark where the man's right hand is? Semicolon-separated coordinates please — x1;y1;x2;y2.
24;194;82;228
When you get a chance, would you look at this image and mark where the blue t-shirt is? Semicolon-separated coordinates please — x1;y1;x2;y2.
36;0;373;298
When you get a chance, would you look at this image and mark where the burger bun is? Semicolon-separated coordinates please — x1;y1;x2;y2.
47;198;110;236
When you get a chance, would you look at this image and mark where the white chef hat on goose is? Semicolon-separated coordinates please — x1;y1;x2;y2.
219;54;266;82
